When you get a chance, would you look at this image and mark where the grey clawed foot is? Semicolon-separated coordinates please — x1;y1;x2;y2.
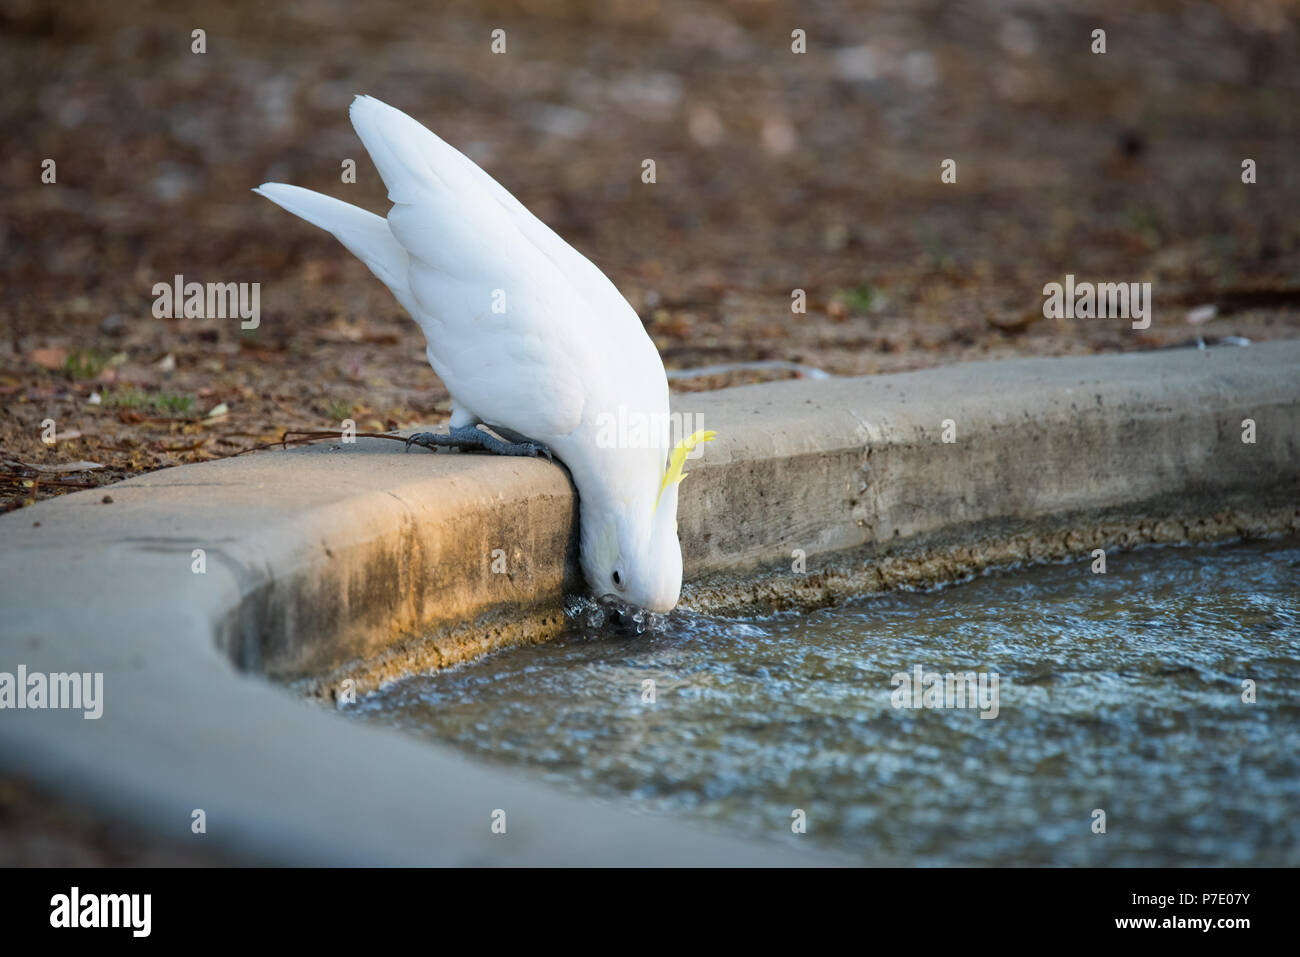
486;424;555;461
518;442;553;462
404;425;553;461
404;431;448;453
405;429;479;453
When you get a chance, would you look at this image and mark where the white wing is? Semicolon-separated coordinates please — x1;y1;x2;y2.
258;96;667;443
349;96;670;441
349;95;637;331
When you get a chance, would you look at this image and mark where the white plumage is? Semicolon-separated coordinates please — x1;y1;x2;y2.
256;95;706;612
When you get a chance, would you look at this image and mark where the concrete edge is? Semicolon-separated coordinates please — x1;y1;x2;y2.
1;340;1297;864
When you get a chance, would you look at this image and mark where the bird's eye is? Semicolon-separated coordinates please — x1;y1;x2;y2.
611;569;624;590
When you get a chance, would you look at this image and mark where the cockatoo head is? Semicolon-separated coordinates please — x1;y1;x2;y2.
580;429;717;615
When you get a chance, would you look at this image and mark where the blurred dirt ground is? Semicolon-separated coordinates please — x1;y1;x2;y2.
1;0;1298;516
0;776;229;866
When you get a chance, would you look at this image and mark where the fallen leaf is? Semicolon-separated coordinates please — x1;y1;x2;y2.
159;438;209;452
30;347;68;370
988;310;1043;333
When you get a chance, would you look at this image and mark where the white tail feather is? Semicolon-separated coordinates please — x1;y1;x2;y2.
252;183;413;312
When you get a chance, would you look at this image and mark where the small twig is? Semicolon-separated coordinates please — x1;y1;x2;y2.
217;430;413;459
279;429;412;450
665;359;831;381
156;438;212;452
0;471;101;489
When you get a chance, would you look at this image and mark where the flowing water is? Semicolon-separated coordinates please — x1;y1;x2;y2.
352;538;1300;865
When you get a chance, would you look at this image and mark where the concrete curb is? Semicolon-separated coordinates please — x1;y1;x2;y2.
1;341;1297;864
677;340;1299;610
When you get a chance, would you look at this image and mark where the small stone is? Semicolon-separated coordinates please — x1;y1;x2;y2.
902;51;940;89
101;494;113;504
687;106;724;147
833;44;881;82
761;115;797;156
823;223;850;251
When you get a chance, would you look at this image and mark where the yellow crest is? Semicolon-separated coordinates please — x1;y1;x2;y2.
653;429;717;515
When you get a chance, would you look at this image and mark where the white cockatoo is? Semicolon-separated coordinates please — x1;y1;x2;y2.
255;95;713;614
